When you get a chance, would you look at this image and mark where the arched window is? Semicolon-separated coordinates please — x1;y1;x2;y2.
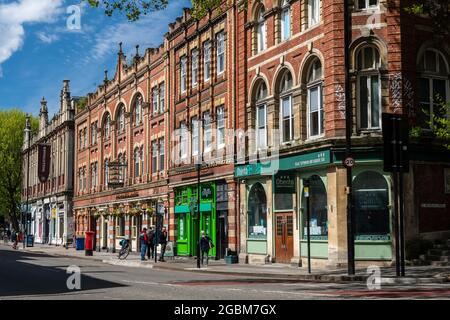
134;147;140;178
354;171;390;240
133;95;142;125
302;175;327;239
118;153;124;182
140;146;144;177
117;104;125;133
279;71;293;143
255;81;268;149
104;159;109;187
256;6;266;53
418;49;449;128
356;46;381;130
307;58;324;137
103;113;111;140
248;183;267;239
280;0;291;41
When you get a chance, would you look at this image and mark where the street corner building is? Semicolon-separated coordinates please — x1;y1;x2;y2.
23;0;450;267
21;80;77;246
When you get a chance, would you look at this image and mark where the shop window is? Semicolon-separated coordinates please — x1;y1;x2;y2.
354;171;390;240
248;183;267;239
275;194;293;211
302;175;328;240
175;189;189;206
117;216;125;236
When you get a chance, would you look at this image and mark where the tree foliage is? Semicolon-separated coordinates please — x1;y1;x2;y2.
405;0;450;37
0;110;38;230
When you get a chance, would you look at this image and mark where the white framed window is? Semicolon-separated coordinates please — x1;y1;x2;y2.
140;147;144;178
357;47;381;130
192;49;199;87
118;105;125;133
255;82;268;149
217;106;225;149
134;148;140;178
192;117;199;156
152;140;158;173
217;32;225;75
134;96;142;125
91;122;97;145
281;0;291;41
118;154;124;183
104;159;109;187
357;0;378;10
279;72;293;143
180;122;188;159
307;59;324;137
159;137;165;171
256;7;266;53
159;83;165;113
418;49;449;128
257;104;267;149
180;56;187;93
152;87;158;115
104;114;111;140
204;41;211;81
308;0;320;27
203;112;212;152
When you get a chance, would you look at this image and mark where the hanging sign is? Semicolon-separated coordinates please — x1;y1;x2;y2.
38;144;51;183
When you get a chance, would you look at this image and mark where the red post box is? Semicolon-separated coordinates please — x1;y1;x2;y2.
85;231;94;256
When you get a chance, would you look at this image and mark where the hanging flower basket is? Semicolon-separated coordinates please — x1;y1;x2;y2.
145;207;154;217
112;209;124;217
129;207;141;216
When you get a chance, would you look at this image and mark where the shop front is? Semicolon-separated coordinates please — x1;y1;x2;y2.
175;183;217;258
237;149;394;267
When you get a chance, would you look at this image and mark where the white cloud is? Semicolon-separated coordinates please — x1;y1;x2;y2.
0;0;64;75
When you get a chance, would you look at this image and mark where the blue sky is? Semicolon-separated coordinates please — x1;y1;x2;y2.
0;0;191;117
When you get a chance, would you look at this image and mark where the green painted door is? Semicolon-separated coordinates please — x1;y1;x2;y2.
200;211;216;257
176;213;189;256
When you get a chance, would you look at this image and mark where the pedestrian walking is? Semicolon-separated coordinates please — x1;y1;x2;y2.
199;231;213;267
158;227;168;262
146;227;155;259
139;228;148;261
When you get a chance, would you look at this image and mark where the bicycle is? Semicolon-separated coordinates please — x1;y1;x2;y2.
118;239;130;260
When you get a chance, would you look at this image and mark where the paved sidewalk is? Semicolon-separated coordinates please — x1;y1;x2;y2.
4;243;450;285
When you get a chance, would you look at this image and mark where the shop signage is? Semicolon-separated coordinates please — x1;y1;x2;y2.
201;184;213;200
38;144;51;183
421;204;446;209
116;192;139;200
274;173;296;194
235;150;330;178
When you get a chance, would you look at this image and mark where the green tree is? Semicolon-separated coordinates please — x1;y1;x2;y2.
405;0;450;37
0;110;38;231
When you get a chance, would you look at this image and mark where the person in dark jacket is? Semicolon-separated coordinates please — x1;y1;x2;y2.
199;231;213;267
146;227;155;259
159;227;168;262
139;228;148;261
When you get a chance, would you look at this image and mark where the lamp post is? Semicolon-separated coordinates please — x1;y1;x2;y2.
24;114;31;249
304;179;311;274
343;0;355;275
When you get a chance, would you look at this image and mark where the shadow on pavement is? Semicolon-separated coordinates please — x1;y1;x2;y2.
0;248;127;298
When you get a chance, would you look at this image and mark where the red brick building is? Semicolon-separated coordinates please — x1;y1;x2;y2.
73;44;169;253
234;0;450;267
73;0;450;265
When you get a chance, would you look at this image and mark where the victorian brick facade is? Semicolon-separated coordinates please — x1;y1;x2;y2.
69;0;449;264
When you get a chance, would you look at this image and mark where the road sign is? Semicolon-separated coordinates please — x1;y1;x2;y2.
343;156;355;168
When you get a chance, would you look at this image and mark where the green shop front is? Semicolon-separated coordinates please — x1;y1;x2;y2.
236;148;394;267
175;183;217;258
